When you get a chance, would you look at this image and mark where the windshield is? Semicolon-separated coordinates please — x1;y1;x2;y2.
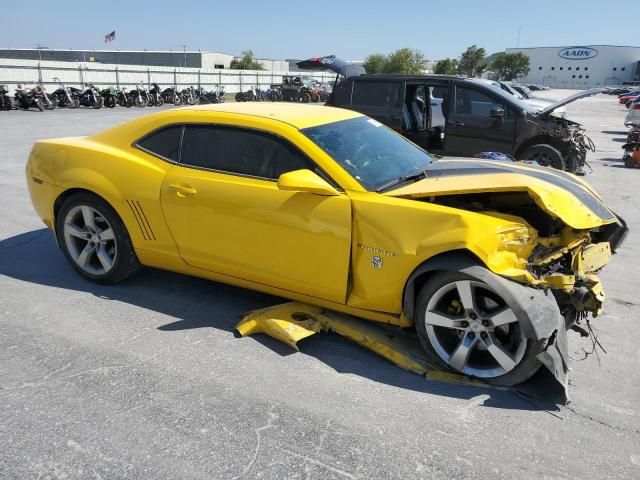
302;116;434;191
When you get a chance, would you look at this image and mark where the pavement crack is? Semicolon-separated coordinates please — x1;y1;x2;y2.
565;405;640;435
231;409;278;480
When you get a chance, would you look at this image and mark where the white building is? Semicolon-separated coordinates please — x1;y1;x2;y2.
506;45;640;88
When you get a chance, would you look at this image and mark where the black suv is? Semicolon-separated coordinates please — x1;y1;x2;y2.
297;56;601;174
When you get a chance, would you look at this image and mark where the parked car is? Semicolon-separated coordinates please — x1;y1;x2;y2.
25;103;627;386
470;79;566;118
624;97;640;124
299;56;600;174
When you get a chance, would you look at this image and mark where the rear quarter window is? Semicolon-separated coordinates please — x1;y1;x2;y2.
136;125;182;161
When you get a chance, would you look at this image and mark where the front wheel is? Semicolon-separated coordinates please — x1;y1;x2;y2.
34;98;44;112
55;193;140;284
415;271;544;386
520;144;565;171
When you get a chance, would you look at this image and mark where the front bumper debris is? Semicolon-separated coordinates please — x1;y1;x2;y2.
236;300;569;403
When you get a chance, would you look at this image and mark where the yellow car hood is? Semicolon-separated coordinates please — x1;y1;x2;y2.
385;158;617;230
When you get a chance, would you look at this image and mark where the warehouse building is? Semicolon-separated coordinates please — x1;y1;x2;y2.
506;45;640;88
0;48;283;70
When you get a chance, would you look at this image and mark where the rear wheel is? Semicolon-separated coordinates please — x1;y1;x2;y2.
301;92;311;103
415;271;544;386
56;193;140;284
521;144;565;171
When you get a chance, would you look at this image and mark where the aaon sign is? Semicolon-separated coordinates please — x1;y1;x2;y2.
558;47;599;60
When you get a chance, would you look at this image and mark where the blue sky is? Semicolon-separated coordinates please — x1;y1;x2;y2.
0;0;635;60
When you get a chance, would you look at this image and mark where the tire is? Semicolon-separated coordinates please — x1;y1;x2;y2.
520;144;565;171
310;92;320;103
44;98;56;110
415;270;544;386
134;96;145;108
156;96;164;106
301;92;311;103
93;96;104;109
34;98;44;112
55;192;140;285
172;95;181;106
623;153;636;168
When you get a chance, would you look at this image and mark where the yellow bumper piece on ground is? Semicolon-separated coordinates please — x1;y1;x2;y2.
235;302;490;387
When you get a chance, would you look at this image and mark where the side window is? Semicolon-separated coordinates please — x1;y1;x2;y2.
454;87;505;117
351;81;401;107
137;125;182;161
180;125;313;180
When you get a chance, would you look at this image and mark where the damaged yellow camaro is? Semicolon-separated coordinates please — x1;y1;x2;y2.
26;103;627;386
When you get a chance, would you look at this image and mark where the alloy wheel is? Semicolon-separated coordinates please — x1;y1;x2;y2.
424;280;527;378
63;205;117;275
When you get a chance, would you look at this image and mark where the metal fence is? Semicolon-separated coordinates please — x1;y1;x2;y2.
0;58;334;94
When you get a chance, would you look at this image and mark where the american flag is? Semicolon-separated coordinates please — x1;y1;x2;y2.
104;31;116;43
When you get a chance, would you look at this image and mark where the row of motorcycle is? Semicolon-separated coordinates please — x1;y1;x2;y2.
234;86;330;103
0;78;226;112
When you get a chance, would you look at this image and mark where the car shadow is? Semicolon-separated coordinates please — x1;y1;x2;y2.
0;229;562;412
601;130;628;135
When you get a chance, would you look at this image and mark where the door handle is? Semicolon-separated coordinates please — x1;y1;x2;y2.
168;184;197;197
447;121;465;127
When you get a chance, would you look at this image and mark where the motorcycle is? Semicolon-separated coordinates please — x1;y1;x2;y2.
79;84;104;108
117;88;132;107
100;87;118;108
147;83;164;107
34;85;56;110
14;85;44;111
622;123;640;168
180;86;197;105
128;83;147;107
162;87;182;106
51;78;80;108
0;85;12;110
214;85;225;103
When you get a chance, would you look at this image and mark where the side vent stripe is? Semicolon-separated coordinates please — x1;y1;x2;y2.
126;200;149;241
135;201;156;240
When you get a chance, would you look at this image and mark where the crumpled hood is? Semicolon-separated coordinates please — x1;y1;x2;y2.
385;158;617;230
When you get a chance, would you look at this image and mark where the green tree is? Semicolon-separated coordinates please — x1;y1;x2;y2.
383;48;426;74
230;50;264;70
491;52;530;81
363;53;387;74
433;58;458;75
457;45;486;77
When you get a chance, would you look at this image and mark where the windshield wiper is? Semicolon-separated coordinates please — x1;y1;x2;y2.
376;171;427;193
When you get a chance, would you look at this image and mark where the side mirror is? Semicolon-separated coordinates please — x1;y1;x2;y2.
277;169;340;196
490;107;505;119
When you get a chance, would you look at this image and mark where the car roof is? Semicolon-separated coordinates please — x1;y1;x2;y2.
352;74;463;81
181;102;362;129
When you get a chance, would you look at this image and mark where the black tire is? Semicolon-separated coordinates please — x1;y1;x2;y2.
34;98;44;112
623;153;636;168
520;144;565;171
134;96;145;108
55;193;140;285
415;270;545;386
301;92;311;103
93;96;104;109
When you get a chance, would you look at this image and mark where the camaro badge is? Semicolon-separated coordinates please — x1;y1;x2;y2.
371;256;383;269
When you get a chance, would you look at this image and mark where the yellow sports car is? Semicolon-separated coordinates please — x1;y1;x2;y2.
26;103;626;386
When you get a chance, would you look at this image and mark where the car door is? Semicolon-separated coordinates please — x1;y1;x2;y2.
159;124;352;304
444;83;517;157
349;80;404;131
